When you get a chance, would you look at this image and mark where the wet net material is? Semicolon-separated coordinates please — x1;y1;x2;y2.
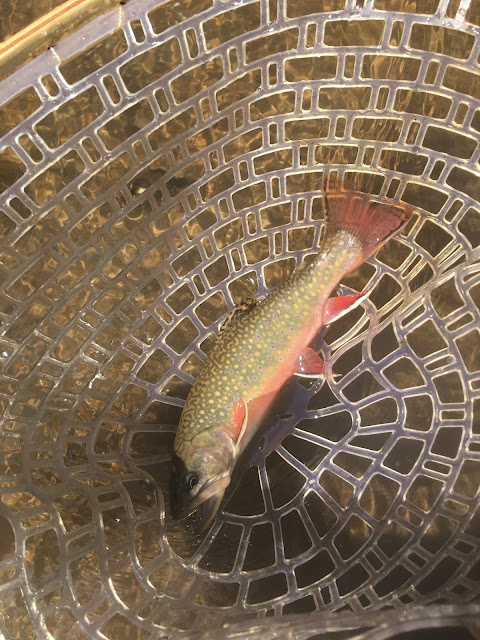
0;0;480;638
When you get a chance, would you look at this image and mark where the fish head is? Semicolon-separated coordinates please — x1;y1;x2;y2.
169;427;235;530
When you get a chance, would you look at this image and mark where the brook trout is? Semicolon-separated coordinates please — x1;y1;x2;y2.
170;179;412;529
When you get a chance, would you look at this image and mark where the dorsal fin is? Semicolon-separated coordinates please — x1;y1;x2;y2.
216;298;257;344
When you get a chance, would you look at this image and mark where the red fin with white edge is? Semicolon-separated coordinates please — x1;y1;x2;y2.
322;176;413;268
294;347;327;378
324;289;369;325
232;398;248;445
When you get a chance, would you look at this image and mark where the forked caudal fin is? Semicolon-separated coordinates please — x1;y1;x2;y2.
322;176;413;267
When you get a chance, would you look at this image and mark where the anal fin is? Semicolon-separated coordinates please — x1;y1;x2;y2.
323;289;368;325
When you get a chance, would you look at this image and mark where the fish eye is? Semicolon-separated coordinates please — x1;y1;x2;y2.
186;473;198;491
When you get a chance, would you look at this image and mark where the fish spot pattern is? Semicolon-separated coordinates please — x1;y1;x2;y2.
1;0;478;632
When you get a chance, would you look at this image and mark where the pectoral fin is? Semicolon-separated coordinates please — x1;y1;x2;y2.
232;398;248;446
294;347;327;378
323;289;368;325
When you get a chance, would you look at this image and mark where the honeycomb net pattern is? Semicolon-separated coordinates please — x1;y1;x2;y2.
0;0;480;637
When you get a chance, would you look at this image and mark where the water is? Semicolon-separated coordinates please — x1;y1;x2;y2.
1;0;480;637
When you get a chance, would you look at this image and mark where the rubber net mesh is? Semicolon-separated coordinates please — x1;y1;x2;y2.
0;0;480;638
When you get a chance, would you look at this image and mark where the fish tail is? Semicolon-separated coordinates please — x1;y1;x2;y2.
322;175;413;267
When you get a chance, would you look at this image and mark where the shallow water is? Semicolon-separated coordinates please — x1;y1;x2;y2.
1;0;480;637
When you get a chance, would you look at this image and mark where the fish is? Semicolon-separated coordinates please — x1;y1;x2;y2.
169;178;412;530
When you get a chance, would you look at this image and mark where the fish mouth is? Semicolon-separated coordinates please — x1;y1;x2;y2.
195;491;225;532
171;473;230;531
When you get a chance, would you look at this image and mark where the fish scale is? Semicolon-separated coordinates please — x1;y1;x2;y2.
170;183;412;528
176;235;356;453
